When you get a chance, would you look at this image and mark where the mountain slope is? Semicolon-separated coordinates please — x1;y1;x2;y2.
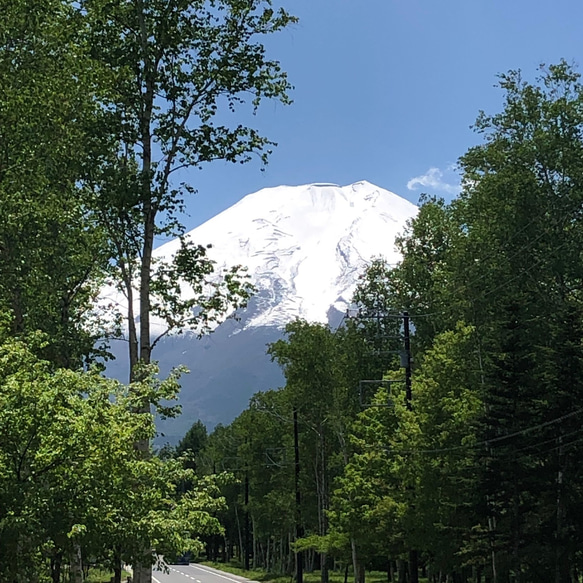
106;181;418;442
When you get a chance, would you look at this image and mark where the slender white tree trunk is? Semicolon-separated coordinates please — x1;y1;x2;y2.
70;543;84;583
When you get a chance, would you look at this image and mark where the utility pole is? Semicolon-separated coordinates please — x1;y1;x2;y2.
293;407;303;583
353;308;418;581
244;469;250;570
402;311;418;583
223;454;251;570
403;311;412;409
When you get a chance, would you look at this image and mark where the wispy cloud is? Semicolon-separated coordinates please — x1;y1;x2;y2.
407;167;461;195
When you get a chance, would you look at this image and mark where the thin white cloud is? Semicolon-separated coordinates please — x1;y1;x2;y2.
407;167;461;195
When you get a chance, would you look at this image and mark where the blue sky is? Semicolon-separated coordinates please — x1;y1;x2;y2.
174;0;583;235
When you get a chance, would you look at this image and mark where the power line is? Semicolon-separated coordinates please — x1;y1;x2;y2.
480;240;570;301
510;425;583;455
361;202;582;322
372;239;569;322
370;407;583;456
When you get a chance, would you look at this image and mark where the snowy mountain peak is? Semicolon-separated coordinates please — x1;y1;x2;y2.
103;181;418;438
156;181;418;329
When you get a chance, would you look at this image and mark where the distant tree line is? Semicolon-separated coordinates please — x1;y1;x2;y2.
181;62;583;583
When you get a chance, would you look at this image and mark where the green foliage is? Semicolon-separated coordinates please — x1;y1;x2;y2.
373;61;583;581
79;0;296;370
0;331;225;580
0;0;113;368
86;568;132;582
195;62;583;583
177;420;209;461
0;0;295;580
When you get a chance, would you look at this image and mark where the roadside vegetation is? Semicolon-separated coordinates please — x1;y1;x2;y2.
86;568;132;583
200;561;408;583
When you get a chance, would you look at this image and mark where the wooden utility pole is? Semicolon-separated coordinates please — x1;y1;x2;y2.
403;311;418;583
293;407;303;583
403;311;412;409
244;470;250;570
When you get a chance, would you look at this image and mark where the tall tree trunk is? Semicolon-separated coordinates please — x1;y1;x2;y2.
293;407;303;583
113;546;122;583
133;562;152;583
234;501;244;565
123;265;138;381
351;539;364;583
320;428;329;583
487;502;497;583
139;199;155;368
280;536;285;574
70;543;84;583
409;549;419;583
554;437;570;583
132;2;155;580
265;536;270;572
50;551;62;583
397;559;406;583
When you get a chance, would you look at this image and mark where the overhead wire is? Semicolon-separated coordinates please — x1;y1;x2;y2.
367;198;583;322
343;187;583;472
509;425;583;455
371;407;583;456
480;240;571;301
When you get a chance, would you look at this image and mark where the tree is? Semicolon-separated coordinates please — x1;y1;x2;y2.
269;321;345;583
0;327;226;582
188;62;583;583
0;0;112;368
383;61;583;581
175;418;207;464
453;62;583;583
79;0;296;378
76;3;295;578
1;1;296;579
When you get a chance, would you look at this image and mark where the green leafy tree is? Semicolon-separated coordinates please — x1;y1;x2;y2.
0;0;112;368
451;63;583;582
0;328;226;582
176;419;209;471
79;0;296;378
192;62;583;583
269;321;343;583
381;61;583;581
76;3;295;578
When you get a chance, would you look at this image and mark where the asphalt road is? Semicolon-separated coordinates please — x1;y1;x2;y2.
153;562;254;583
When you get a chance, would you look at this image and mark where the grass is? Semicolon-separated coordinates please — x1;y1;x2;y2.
200;561;290;583
199;561;414;583
86;568;132;582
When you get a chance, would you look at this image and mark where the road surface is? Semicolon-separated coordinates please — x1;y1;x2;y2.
153;562;256;583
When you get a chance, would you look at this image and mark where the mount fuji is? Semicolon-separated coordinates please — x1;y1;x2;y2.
105;181;418;443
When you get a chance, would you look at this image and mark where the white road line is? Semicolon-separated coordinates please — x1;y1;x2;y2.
153;577;162;583
190;564;248;583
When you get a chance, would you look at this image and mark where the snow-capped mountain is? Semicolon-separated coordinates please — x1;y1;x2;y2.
106;181;418;443
155;180;417;330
